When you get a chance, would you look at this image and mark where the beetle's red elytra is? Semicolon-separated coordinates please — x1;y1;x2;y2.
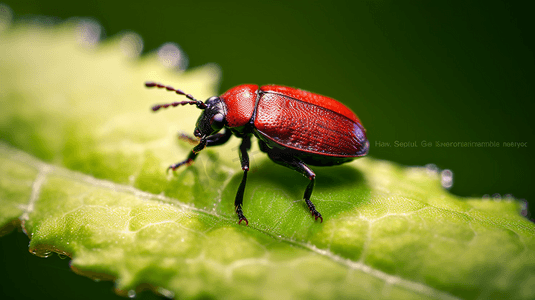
145;82;369;225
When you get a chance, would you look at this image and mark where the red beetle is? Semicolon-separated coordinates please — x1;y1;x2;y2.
145;82;369;225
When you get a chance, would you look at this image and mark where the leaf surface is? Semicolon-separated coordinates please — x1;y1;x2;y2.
1;23;534;300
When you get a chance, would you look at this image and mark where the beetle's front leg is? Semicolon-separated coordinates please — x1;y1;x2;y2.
169;130;232;172
167;140;206;172
167;150;197;172
178;129;232;146
235;135;252;225
167;137;207;172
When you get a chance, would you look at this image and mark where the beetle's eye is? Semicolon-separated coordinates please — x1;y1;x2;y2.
213;113;224;124
210;113;225;131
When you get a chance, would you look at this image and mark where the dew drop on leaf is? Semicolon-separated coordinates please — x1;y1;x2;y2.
157;42;187;70
157;287;174;298
31;249;52;258
119;32;143;58
440;169;453;189
75;19;101;47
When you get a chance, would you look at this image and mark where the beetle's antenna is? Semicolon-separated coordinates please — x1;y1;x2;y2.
145;82;207;110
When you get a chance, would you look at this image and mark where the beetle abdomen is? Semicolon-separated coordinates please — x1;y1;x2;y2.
254;91;368;158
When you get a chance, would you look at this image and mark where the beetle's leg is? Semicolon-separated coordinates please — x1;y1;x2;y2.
168;130;232;172
178;129;232;146
265;148;323;222
167;150;197;172
168;137;206;172
178;132;199;145
235;135;252;225
206;129;232;146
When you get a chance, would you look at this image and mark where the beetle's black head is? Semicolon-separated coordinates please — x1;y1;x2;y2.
194;96;226;138
145;82;227;140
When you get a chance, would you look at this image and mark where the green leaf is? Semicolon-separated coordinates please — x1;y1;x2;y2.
1;22;534;300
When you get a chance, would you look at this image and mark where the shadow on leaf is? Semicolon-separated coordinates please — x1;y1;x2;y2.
221;158;370;229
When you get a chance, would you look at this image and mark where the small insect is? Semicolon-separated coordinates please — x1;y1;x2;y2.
146;82;368;225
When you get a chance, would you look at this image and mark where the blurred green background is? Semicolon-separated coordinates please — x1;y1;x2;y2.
1;0;533;299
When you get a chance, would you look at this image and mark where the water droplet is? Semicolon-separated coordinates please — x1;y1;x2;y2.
58;253;68;260
504;194;514;202
75;19;102;47
440;169;453;189
157;42;188;70
482;194;490;200
520;200;529;217
157;287;175;298
120;32;143;58
0;4;13;33
492;193;501;201
127;290;136;298
31;249;52;258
